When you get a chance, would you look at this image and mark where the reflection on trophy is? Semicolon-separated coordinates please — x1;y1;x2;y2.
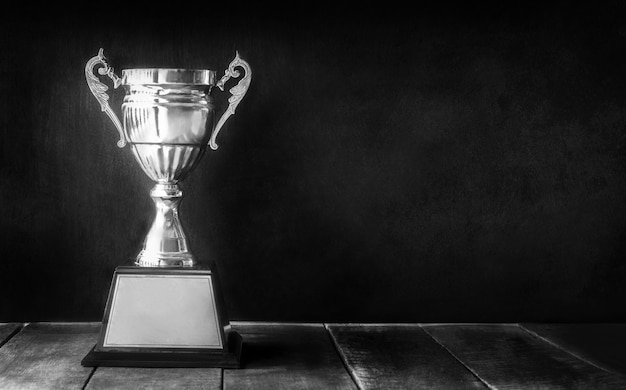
81;48;251;368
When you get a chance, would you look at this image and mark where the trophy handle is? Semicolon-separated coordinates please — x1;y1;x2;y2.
85;48;126;148
209;51;252;150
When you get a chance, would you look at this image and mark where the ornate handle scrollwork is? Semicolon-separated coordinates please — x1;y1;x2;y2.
209;51;252;150
85;48;126;148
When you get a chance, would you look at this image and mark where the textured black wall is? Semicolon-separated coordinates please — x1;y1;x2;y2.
1;5;626;322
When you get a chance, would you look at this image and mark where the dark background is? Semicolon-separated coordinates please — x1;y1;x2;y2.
1;4;626;323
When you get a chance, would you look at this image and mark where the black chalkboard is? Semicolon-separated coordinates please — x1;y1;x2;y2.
1;5;625;322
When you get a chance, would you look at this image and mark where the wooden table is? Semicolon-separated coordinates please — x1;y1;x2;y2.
1;322;625;389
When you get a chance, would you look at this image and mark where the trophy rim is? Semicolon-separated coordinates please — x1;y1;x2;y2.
121;68;217;86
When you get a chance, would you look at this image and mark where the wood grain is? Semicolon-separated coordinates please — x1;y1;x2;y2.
423;324;626;389
327;324;487;389
0;323;22;347
86;367;222;390
224;323;357;390
0;323;100;390
521;323;626;376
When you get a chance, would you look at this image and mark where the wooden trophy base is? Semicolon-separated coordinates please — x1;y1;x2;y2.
81;266;242;368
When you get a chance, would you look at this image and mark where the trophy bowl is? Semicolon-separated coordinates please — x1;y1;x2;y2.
86;49;251;267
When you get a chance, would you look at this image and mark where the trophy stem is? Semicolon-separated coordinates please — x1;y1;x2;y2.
136;183;196;267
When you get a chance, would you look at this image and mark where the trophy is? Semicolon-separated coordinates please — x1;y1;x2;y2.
80;48;251;368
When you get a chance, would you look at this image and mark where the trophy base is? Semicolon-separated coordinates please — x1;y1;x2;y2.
81;332;242;368
81;265;242;368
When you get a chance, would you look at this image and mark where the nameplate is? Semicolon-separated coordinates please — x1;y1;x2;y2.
101;270;222;349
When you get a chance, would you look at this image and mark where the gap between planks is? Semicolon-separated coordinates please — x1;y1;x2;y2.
81;367;97;390
517;323;612;374
323;324;364;390
419;324;498;390
0;323;26;349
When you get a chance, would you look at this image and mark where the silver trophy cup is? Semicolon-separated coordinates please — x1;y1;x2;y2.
86;48;251;267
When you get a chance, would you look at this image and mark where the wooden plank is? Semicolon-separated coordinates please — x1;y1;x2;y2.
0;322;100;390
85;367;222;390
224;323;357;390
327;324;487;389
521;323;626;376
0;323;22;348
423;324;626;389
